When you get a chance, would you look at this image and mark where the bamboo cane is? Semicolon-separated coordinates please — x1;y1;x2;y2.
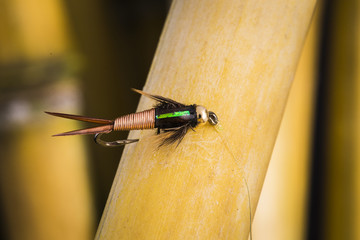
0;0;94;239
312;1;359;239
252;7;319;240
355;1;360;236
96;0;316;239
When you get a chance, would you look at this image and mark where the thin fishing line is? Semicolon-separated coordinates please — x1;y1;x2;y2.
212;122;253;240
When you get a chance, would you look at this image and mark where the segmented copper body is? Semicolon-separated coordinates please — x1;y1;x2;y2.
113;108;155;131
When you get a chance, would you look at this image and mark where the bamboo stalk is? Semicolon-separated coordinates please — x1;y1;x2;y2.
252;7;319;240
355;0;360;236
312;0;359;239
0;0;94;239
96;0;316;239
356;0;360;238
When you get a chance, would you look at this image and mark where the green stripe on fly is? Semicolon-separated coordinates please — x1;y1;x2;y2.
45;89;218;147
156;110;190;119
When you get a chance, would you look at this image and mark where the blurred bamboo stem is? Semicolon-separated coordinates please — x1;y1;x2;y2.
96;0;316;239
0;0;94;239
355;0;360;236
319;1;359;239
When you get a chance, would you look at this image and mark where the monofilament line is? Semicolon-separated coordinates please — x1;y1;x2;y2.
212;122;253;240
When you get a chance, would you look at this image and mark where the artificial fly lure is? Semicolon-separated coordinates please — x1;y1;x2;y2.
46;89;219;147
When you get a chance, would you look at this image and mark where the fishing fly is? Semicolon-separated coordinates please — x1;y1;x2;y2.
46;89;218;147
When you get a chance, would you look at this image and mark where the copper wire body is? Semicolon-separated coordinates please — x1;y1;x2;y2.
113;108;155;131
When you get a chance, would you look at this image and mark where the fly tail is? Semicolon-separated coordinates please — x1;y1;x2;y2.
45;111;113;124
45;111;114;136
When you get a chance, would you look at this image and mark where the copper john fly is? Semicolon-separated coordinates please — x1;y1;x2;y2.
46;89;218;147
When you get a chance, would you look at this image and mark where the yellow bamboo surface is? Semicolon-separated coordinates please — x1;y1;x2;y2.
0;0;94;239
252;8;318;240
96;0;316;239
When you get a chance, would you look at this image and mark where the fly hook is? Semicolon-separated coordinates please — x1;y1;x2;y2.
94;133;139;147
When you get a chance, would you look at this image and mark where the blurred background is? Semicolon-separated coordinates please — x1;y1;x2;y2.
0;0;358;239
0;0;168;239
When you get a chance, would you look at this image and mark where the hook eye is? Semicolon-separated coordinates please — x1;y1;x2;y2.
94;133;139;147
208;111;219;125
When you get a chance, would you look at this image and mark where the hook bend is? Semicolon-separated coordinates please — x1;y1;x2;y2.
94;133;139;147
